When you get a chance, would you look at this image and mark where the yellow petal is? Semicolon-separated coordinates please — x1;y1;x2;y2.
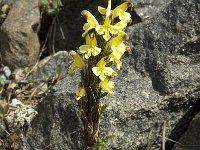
106;0;112;17
69;51;85;73
103;31;111;41
82;10;99;27
92;67;100;76
85;34;90;45
75;85;86;100
82;23;92;37
110;21;127;34
81;10;99;37
96;57;107;69
104;67;115;76
112;2;129;19
79;45;88;53
92;47;101;56
123;12;131;22
80;34;101;59
108;35;124;48
112;2;133;22
110;53;122;70
96;25;104;35
90;34;97;47
93;57;115;81
99;73;107;81
84;50;91;59
99;78;114;94
98;6;106;15
117;43;126;54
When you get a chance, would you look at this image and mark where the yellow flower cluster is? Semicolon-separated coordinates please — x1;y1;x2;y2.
69;0;133;99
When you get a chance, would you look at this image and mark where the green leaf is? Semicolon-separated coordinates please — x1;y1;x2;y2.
52;0;58;9
0;113;4;120
40;0;48;5
3;105;9;114
106;61;113;67
94;135;114;150
0;78;6;86
57;0;63;7
100;92;108;98
48;9;56;15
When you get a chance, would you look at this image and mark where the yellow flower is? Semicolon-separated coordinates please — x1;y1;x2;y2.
105;0;112;17
96;19;127;41
81;10;99;37
98;6;107;15
99;77;114;94
98;1;133;22
69;51;85;73
107;33;128;51
96;0;114;41
107;34;127;69
97;2;127;41
109;51;123;70
112;2;133;22
92;57;115;81
112;21;127;32
78;34;101;59
75;85;86;100
111;43;126;69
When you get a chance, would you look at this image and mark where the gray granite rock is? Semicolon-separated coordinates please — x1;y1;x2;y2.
134;0;170;20
173;112;200;150
28;51;71;81
0;0;13;5
0;0;40;70
26;90;85;150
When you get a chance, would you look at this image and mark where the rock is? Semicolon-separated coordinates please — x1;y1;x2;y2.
0;0;13;5
2;66;11;78
134;0;170;20
12;68;25;81
0;0;40;70
27;51;72;81
127;0;200;95
26;81;85;150
173;111;200;150
5;100;38;132
25;51;84;150
109;0;199;149
0;120;7;138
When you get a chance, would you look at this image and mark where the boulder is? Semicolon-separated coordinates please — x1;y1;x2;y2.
173;112;200;150
26;51;85;150
0;0;40;70
26;91;85;150
134;0;170;20
0;0;13;5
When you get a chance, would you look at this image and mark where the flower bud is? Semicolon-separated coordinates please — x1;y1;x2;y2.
81;10;89;17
